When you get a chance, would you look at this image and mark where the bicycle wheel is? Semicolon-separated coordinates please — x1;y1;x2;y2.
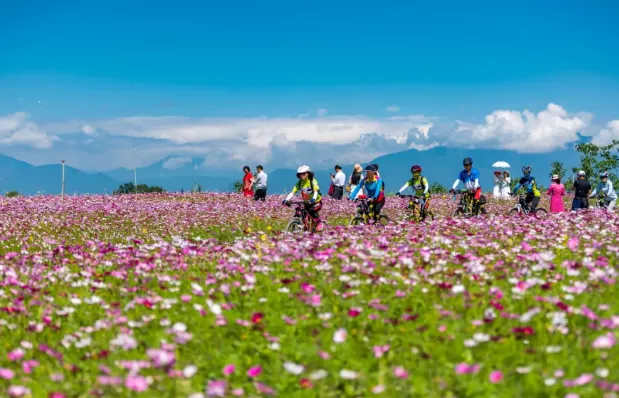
454;208;465;218
508;208;520;217
349;216;364;226
285;220;302;234
423;211;435;221
533;208;548;217
401;210;418;223
479;207;488;216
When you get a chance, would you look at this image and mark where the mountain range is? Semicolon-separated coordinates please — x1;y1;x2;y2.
0;148;583;196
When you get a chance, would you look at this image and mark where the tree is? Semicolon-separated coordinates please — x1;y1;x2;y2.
113;182;165;195
429;182;447;195
6;191;20;198
572;141;619;186
232;180;243;193
549;161;567;178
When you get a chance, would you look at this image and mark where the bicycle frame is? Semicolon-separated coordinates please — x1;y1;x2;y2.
400;195;427;217
453;190;475;214
289;202;317;231
355;198;375;222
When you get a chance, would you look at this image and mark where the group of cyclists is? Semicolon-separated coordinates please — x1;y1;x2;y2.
281;157;617;230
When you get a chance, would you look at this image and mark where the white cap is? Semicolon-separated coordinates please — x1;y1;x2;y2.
577;170;586;176
297;165;311;174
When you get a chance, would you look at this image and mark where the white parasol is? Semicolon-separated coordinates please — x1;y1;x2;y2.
492;161;510;168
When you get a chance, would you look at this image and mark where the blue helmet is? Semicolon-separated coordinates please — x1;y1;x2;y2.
522;165;532;175
462;157;473;166
600;171;609;178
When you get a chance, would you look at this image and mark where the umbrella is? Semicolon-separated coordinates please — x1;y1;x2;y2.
492;161;510;168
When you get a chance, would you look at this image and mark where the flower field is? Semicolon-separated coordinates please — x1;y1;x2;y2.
1;193;618;397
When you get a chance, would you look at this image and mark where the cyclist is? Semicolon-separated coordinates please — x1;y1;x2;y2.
282;165;324;231
396;165;430;215
512;165;541;211
450;157;481;213
349;164;385;222
589;171;617;211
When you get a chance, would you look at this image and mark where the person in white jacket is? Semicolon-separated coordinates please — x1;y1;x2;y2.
589;171;617;210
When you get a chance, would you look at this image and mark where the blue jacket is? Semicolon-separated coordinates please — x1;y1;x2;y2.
350;177;383;200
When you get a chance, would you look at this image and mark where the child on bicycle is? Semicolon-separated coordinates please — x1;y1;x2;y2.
589;171;617;211
450;157;482;213
282;165;324;231
349;164;385;222
512;165;541;211
396;164;430;213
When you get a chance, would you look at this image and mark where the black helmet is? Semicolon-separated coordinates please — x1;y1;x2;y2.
463;157;473;166
364;164;377;172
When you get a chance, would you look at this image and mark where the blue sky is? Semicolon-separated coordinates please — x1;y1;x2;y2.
1;0;619;170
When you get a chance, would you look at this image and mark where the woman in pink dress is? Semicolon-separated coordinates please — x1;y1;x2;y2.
547;174;565;213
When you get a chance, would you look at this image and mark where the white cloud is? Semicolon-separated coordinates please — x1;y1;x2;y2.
80;125;96;136
163;156;192;169
0;112;58;149
454;103;591;152
592;120;619;146
386;105;400;112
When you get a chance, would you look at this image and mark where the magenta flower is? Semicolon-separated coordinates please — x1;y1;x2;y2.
592;333;616;349
455;363;480;375
7;348;24;362
223;364;236;376
247;366;262;378
489;370;504;384
0;368;15;380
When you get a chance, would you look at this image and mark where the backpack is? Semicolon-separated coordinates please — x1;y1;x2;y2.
296;176;321;196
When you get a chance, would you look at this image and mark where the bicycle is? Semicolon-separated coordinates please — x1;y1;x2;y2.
589;195;615;211
284;201;322;234
507;194;548;217
349;195;389;226
399;194;434;222
452;190;487;218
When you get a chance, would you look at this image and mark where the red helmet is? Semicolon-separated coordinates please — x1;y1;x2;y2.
410;165;422;173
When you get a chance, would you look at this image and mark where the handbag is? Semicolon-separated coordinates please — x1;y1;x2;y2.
328;183;334;196
345;185;351;193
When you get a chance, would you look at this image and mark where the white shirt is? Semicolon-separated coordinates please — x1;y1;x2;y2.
331;171;346;187
591;179;617;200
254;171;268;189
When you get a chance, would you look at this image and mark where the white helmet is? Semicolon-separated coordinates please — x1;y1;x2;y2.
577;170;586;176
297;165;311;174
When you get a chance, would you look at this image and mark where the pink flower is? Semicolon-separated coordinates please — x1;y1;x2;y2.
251;313;264;324
22;360;39;374
393;366;409;379
300;283;315;293
0;368;15;380
207;380;227;397
247;366;262;378
223;364;236;376
146;348;175;368
180;294;192;302
49;393;66;398
455;363;480;375
372;345;390;358
98;376;123;385
7;386;29;397
333;328;347;344
309;295;321;306
125;375;148;392
371;384;386;394
592;333;616;349
489;370;503;384
567;236;579;251
348;308;362;317
254;382;274;395
7;348;24;362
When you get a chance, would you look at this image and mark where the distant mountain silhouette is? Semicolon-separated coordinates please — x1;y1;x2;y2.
0;147;582;195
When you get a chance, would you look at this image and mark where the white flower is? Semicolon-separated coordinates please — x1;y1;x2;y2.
464;339;478;348
206;300;222;315
333;328;347;344
452;285;465;294
596;368;609;378
544;378;556;386
172;322;187;333
183;365;198;378
191;283;203;292
269;342;280;351
309;369;328;380
546;346;562;353
283;362;304;375
473;333;490;343
319;313;332;320
516;367;531;374
339;369;358;380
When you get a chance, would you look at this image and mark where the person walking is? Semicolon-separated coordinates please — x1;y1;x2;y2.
501;171;511;198
253;165;268;201
330;165;346;200
572;170;591;210
242;166;254;198
547;174;566;213
492;171;502;199
348;164;363;199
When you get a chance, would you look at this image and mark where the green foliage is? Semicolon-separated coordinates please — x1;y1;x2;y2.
232;180;244;193
549;161;567;178
572;141;619;186
429;182;448;195
5;190;20;198
113;182;165;194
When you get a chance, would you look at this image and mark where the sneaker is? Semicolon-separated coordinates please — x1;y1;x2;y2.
315;221;324;232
